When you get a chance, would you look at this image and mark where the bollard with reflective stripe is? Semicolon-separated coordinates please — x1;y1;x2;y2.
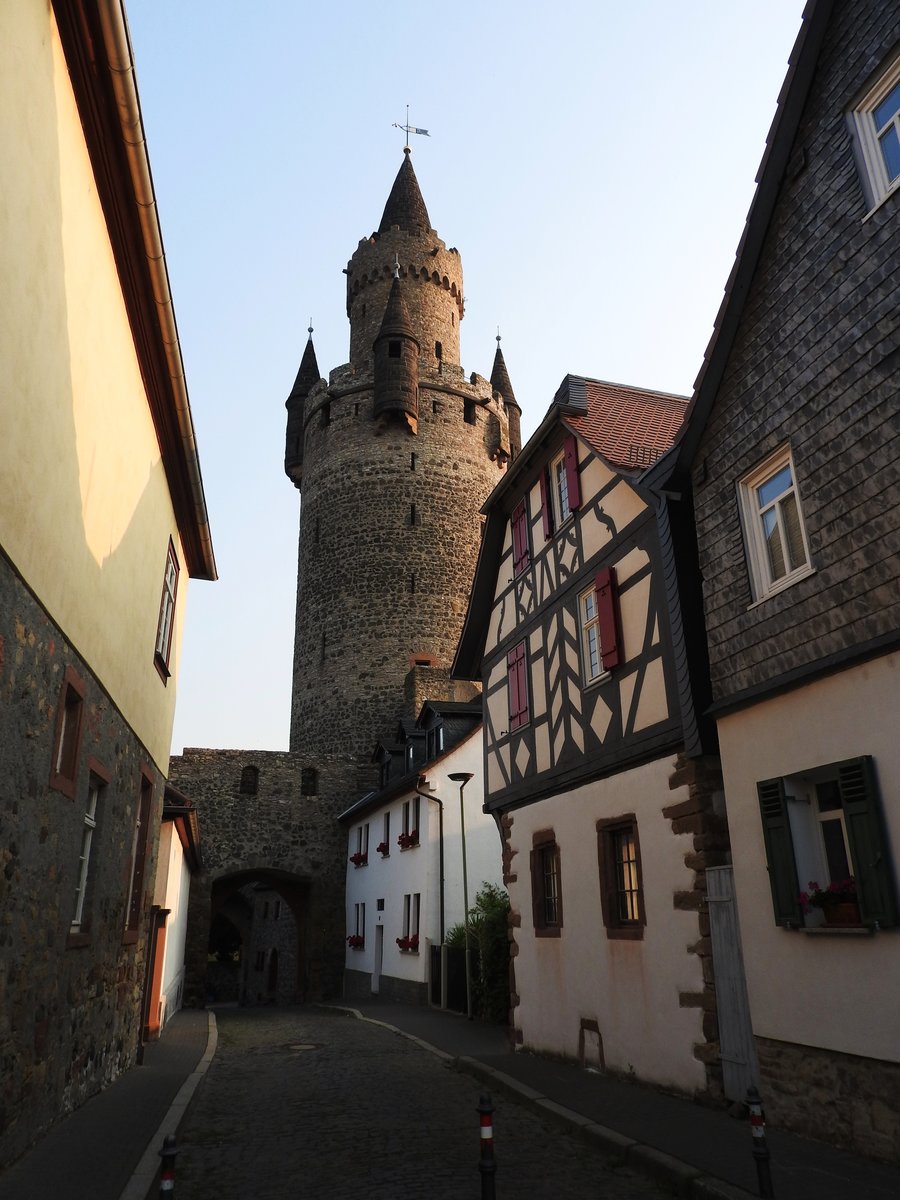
746;1086;775;1198
159;1133;177;1197
477;1093;496;1199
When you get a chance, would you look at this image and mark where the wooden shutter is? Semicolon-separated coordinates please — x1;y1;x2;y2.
539;469;553;539
512;500;530;575
757;778;802;926
564;434;581;511
838;756;898;928
595;566;622;670
507;642;528;730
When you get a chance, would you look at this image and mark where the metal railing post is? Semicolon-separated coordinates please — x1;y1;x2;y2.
477;1092;496;1199
746;1086;775;1198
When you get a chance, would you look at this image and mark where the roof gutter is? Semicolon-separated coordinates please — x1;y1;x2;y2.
92;1;216;580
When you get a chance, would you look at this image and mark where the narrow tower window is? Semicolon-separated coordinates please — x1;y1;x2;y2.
409;503;417;526
464;399;476;425
388;341;401;358
409;573;416;594
435;341;442;360
410;452;417;471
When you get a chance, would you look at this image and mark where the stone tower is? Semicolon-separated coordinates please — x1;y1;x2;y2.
170;149;522;1006
284;148;519;801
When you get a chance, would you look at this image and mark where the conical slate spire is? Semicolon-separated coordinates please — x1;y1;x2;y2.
378;148;431;235
287;329;320;405
376;273;418;346
490;340;518;410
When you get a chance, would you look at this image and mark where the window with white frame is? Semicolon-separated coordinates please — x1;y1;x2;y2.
72;776;102;931
550;450;570;529
849;55;900;211
399;892;420;951
154;540;179;679
400;796;420;847
579;586;603;683
738;446;811;602
355;902;365;941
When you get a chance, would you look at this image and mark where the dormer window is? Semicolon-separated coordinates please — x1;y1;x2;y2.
426;723;444;760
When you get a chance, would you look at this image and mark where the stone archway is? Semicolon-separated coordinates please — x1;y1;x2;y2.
213;869;310;1006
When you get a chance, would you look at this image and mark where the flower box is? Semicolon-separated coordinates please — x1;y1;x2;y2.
376;841;389;856
397;829;419;850
396;934;419;952
349;851;368;867
800;878;860;925
346;934;364;949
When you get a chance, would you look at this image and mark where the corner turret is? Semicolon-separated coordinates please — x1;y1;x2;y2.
373;261;420;433
491;337;521;459
284;328;320;487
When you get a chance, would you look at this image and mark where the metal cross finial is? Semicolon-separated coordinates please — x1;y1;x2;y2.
307;318;313;340
496;326;501;347
392;253;400;280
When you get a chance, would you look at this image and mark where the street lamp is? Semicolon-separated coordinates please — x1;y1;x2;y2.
448;771;474;1019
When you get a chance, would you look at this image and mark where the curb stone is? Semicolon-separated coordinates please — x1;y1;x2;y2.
338;1005;762;1200
118;1011;218;1200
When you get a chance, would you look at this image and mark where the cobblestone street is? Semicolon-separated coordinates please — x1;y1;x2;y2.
173;1007;668;1199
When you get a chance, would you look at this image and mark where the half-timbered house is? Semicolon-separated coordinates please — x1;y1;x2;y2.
454;376;731;1098
647;0;900;1160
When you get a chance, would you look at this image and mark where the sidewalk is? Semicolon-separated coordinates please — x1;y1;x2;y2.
334;999;900;1200
0;1008;214;1200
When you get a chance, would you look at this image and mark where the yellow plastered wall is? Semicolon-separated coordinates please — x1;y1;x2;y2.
0;3;186;770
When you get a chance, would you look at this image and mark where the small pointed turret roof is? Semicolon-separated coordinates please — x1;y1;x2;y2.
490;338;519;410
376;269;418;345
378;148;431;235
287;328;320;405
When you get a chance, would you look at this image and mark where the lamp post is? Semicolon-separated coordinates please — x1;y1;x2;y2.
448;771;474;1019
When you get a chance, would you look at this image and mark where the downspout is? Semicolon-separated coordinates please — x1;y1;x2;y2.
415;777;444;944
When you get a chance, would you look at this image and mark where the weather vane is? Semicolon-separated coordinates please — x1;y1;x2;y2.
392;105;430;150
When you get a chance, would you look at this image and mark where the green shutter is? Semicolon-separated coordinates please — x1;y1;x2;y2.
838;756;898;929
757;778;802;926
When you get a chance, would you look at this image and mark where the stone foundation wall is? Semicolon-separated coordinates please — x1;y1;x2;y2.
343;968;428;1007
757;1036;900;1163
0;557;162;1167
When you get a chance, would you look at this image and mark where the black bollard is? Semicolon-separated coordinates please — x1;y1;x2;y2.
746;1086;775;1198
159;1133;178;1196
477;1092;497;1199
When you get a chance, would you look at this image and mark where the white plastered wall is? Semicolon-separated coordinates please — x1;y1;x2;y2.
718;651;900;1063
510;753;707;1093
344;730;503;987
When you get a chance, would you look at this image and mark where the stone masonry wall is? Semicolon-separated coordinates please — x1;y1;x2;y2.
757;1035;900;1162
168;748;354;1001
291;375;506;761
0;556;162;1168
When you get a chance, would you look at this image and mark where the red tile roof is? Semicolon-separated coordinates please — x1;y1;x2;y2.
564;379;688;472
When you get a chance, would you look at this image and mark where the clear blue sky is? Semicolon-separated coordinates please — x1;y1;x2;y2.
125;1;807;754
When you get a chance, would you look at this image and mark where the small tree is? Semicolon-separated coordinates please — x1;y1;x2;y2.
447;883;510;1023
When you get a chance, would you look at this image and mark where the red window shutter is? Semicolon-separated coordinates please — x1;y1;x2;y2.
512;500;530;575
507;642;529;729
595;566;622;670
539;469;553;539
564;434;581;511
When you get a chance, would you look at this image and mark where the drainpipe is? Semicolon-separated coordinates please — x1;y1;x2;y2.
415;777;444;944
448;772;474;1020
